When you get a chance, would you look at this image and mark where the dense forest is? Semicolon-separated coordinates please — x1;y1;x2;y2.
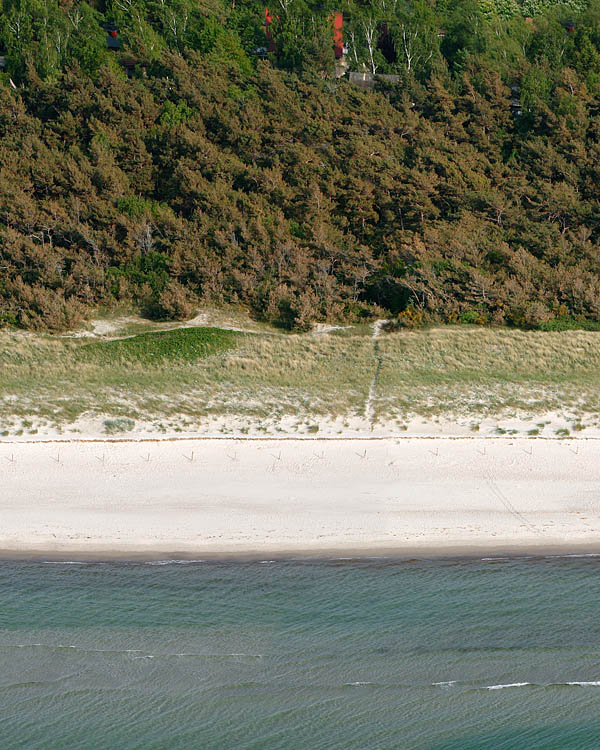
2;0;600;330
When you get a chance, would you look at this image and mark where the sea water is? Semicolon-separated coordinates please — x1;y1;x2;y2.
2;557;600;749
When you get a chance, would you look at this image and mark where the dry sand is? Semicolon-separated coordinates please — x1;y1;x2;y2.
1;436;600;559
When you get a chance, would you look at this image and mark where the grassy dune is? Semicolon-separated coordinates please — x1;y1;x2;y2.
1;320;600;435
375;328;600;422
0;324;374;432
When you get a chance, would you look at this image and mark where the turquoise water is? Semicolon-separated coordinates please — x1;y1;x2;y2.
2;558;600;749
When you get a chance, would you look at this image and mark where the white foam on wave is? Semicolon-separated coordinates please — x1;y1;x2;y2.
345;681;374;686
485;682;531;690
42;561;88;565
558;554;600;559
435;679;600;691
15;644;142;654
146;559;205;565
566;681;600;687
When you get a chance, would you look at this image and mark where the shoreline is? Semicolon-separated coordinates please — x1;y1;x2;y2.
1;544;600;564
2;436;600;558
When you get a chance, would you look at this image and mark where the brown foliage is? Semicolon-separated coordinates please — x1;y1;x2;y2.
3;55;600;331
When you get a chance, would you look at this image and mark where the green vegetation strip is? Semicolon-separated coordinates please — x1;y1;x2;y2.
80;327;240;365
3;326;600;431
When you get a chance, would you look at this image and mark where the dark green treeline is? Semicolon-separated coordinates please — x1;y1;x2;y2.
2;0;600;330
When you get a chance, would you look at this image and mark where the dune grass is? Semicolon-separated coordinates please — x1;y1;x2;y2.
0;325;374;428
374;327;600;420
2;322;600;433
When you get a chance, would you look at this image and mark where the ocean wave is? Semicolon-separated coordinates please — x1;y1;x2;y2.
12;644;142;654
168;652;263;659
41;561;89;565
0;673;78;690
485;682;531;690
565;681;600;686
483;681;600;690
132;652;263;660
556;554;600;559
146;559;206;565
479;554;600;563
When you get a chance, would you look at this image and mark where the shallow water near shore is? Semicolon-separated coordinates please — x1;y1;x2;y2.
2;558;600;749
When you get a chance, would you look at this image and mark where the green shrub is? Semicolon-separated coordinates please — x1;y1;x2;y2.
159;100;193;128
460;310;488;325
104;418;135;434
540;316;600;332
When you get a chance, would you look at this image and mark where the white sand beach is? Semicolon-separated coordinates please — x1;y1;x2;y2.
1;436;600;558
